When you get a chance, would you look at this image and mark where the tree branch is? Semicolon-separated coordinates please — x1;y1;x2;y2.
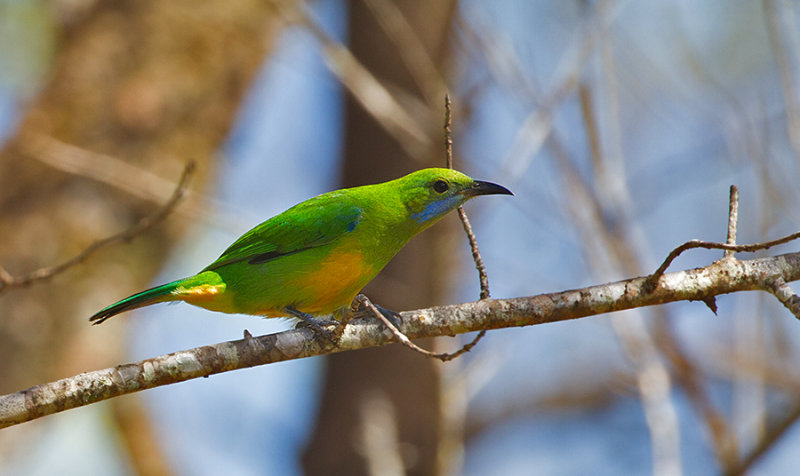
645;230;800;292
4;251;800;429
0;161;195;293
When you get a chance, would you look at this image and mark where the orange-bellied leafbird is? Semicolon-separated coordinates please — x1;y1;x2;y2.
90;168;512;326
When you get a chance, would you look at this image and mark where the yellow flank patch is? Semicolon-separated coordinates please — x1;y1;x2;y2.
175;284;225;302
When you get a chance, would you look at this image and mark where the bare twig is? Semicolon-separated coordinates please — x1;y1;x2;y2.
0;161;195;293
444;94;454;168
356;295;471;362
366;95;490;360
5;250;800;428
725;185;739;259
445;95;489;353
444;95;490;300
645;231;800;291
457;208;490;300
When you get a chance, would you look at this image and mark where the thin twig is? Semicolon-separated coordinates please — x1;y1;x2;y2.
0;161;195;293
645;230;800;291
444;94;490;354
356;295;472;362
362;96;493;360
457;208;490;300
445;94;488;353
358;95;491;360
444;95;491;299
445;94;454;169
725;185;739;259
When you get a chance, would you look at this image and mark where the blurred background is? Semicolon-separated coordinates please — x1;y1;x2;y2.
1;0;800;474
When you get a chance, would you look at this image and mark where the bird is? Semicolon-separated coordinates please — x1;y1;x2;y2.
89;168;512;329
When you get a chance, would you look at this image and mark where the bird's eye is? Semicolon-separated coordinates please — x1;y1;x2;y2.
433;179;449;193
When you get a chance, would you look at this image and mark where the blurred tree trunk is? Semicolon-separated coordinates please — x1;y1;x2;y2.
0;0;280;473
302;1;456;475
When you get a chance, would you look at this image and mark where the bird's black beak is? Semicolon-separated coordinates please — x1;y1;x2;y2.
465;180;513;197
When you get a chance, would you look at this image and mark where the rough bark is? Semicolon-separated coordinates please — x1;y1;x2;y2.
3;251;799;429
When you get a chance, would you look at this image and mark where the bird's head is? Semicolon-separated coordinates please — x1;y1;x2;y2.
395;168;512;229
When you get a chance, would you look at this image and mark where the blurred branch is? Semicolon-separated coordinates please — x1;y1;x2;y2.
19;133;242;230
20;133;183;206
575;76;682;476
706;349;800;395
0;161;195;293
364;0;448;104
5;250;800;428
464;370;628;442
274;1;433;161
764;0;800;157
359;392;405;476
727;398;800;476
559;78;742;469
459;0;622;186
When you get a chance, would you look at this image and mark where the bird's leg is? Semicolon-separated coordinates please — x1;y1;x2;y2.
285;306;338;341
351;294;403;328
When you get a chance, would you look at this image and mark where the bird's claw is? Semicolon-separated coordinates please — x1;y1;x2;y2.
375;305;402;328
351;294;403;328
285;306;340;343
294;320;336;342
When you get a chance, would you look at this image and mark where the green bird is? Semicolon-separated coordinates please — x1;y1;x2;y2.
90;168;512;327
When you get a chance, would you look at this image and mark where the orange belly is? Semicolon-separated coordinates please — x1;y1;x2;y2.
297;249;372;314
247;248;376;317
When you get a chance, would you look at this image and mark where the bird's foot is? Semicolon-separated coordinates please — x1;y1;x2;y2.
351;294;403;329
285;306;339;342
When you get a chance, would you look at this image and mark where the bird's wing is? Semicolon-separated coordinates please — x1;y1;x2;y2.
203;195;363;271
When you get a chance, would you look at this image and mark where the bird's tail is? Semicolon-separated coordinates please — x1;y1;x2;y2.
89;279;183;325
